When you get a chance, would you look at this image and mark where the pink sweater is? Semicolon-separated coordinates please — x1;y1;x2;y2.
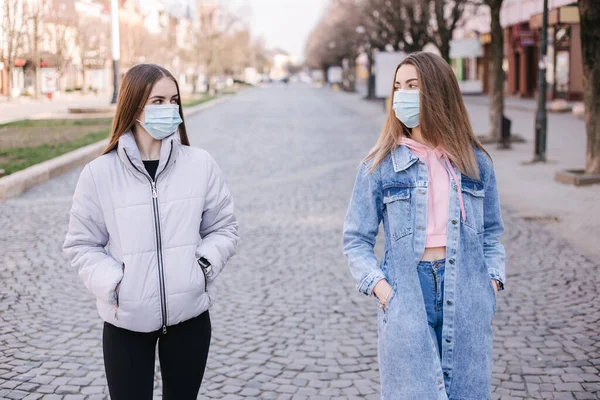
400;138;465;248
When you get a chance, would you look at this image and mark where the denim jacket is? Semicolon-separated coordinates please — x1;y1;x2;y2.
343;145;505;400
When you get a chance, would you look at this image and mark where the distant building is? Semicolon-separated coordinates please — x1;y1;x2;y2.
452;0;582;100
267;48;295;81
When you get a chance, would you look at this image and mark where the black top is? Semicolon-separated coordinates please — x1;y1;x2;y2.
143;160;160;181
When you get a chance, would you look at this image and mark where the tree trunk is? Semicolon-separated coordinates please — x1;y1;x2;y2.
81;66;88;94
348;59;356;92
6;65;13;101
488;0;505;141
440;39;451;64
367;49;375;99
191;72;198;94
34;19;40;99
580;0;600;174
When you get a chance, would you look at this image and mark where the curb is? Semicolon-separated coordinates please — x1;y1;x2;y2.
0;95;233;202
0;139;108;201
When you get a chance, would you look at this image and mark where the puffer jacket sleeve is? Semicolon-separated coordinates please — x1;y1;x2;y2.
63;164;123;305
196;154;239;282
343;161;386;296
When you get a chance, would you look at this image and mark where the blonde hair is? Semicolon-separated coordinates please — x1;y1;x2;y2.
365;52;487;179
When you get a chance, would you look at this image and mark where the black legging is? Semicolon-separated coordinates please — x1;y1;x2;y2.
103;311;211;400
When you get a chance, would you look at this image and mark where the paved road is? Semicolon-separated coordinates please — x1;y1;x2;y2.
0;85;599;399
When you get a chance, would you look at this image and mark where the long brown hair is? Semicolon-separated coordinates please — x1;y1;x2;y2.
365;52;486;179
103;64;190;154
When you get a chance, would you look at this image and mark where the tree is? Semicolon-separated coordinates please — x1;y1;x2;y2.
428;0;470;63
305;0;434;97
484;0;505;141
45;0;79;91
24;0;46;99
2;0;29;100
119;21;158;68
579;0;600;175
189;2;240;94
77;13;110;93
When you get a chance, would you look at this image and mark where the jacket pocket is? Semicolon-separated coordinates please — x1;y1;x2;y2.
383;186;413;241
114;262;125;320
461;177;485;233
197;259;208;292
380;284;397;327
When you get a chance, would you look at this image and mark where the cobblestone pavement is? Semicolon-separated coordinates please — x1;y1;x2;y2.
1;84;599;399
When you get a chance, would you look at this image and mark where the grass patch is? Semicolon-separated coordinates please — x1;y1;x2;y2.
0;128;110;176
0;118;112;129
182;96;215;108
0;118;112;150
0;118;112;176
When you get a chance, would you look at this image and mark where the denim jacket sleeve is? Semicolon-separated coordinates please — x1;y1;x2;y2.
483;161;506;290
343;161;387;296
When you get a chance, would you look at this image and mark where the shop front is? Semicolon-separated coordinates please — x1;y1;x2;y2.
506;23;538;98
529;4;582;100
450;37;484;94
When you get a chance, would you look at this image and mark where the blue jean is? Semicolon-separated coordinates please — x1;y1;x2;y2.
417;258;445;359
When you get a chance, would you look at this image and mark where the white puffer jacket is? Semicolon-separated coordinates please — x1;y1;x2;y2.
63;131;239;333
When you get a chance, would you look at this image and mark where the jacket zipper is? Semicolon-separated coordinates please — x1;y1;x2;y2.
432;268;438;300
124;144;173;334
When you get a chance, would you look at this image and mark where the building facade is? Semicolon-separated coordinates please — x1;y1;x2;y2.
451;0;582;100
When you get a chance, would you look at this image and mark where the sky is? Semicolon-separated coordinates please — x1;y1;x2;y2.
246;0;328;61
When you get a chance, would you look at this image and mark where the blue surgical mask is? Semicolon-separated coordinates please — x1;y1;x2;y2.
138;104;183;140
393;89;420;128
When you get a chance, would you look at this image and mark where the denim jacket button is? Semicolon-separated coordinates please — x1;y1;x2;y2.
445;338;451;343
447;300;453;305
444;371;450;377
449;259;455;264
451;219;458;225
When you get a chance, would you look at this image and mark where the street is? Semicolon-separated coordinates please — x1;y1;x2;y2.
1;85;599;399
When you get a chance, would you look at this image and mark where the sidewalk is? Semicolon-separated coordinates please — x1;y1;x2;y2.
329;88;600;259
0;93;114;124
463;94;577;113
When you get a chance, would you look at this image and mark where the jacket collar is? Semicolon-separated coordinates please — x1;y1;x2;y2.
391;143;462;178
117;130;180;180
391;144;419;172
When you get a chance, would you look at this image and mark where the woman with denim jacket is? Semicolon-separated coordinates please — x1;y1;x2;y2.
343;52;505;399
63;64;239;399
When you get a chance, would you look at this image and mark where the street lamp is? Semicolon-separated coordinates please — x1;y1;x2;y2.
110;0;121;104
533;0;549;162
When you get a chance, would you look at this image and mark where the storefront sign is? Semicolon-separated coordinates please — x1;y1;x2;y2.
514;25;536;47
450;38;483;59
375;52;407;98
40;68;57;94
327;66;343;84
